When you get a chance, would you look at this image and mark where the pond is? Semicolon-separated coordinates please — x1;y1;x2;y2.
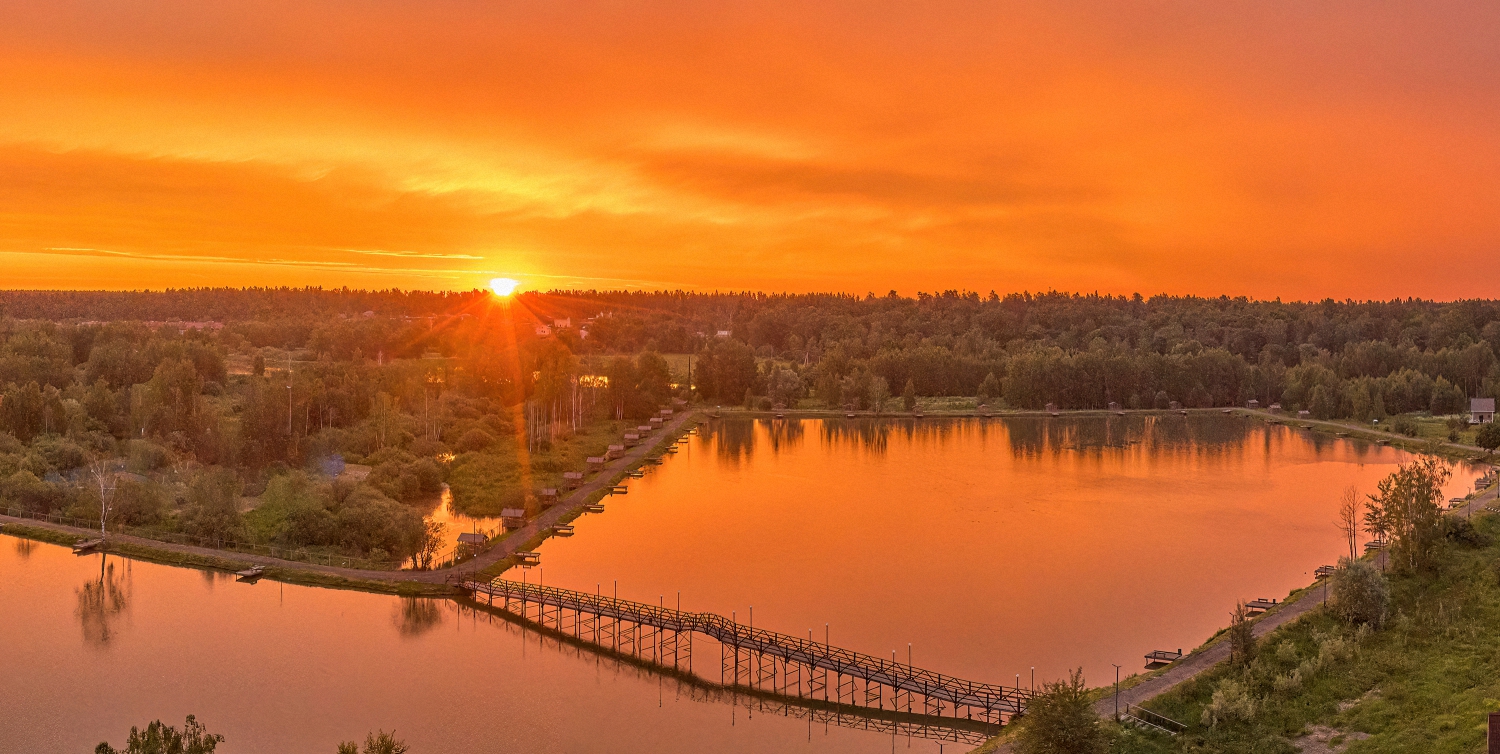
0;415;1481;753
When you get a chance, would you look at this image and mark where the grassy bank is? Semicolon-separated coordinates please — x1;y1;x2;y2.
0;521;455;596
471;416;700;580
997;511;1500;754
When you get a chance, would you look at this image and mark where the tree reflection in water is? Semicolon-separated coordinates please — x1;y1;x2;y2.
393;597;446;637
13;537;35;559
75;555;131;648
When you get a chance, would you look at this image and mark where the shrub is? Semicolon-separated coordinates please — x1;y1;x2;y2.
1013;668;1109;754
1440;514;1488;547
1201;679;1258;728
1330;557;1389;627
1477;422;1500;452
180;468;243;543
31;436;86;471
454;428;495;453
1390;415;1420;436
1228;601;1257;666
95;715;223;754
337;731;408;754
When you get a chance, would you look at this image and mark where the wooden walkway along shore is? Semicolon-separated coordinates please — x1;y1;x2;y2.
457;576;1033;721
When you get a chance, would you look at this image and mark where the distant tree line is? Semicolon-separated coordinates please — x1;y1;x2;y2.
3;289;1498;552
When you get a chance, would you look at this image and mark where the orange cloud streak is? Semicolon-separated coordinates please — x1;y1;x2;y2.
1;1;1498;298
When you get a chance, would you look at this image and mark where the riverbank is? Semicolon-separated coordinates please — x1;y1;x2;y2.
0;410;702;594
972;471;1500;753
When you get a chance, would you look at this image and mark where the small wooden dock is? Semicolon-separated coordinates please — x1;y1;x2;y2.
235;564;266;581
72;538;103;554
583;503;605;513
1314;565;1336;579
551;524;575;537
1144;649;1182;667
1245;598;1278;615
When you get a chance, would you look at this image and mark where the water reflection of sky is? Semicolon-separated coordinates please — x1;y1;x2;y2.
0;537;947;753
418;485;503;555
531;415;1485;697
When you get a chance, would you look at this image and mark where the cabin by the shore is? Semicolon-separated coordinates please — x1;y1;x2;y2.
1473;398;1497;424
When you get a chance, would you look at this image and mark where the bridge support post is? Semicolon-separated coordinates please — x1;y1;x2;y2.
808;667;826;701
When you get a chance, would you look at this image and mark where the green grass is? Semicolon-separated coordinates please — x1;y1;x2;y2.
446;418;635;516
1104;513;1500;754
0;522;455;596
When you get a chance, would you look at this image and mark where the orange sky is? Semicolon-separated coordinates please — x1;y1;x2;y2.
2;1;1498;298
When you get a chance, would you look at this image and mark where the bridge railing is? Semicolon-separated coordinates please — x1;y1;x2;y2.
463;577;1030;712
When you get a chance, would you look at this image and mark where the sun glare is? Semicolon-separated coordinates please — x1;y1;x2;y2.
489;277;520;296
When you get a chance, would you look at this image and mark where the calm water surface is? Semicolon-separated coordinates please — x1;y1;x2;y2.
530;416;1480;687
0;415;1481;753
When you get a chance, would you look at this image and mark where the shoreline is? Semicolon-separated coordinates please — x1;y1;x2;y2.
0;410;701;592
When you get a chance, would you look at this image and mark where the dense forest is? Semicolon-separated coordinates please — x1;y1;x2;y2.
2;288;1499;564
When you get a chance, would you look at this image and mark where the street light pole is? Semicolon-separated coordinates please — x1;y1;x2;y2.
1112;664;1122;721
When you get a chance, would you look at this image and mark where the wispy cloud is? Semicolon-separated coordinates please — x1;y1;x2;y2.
343;248;485;260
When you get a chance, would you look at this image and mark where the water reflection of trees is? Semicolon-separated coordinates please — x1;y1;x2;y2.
819;420;892;455
705;420;757;468
13;538;35;559
393;597;446;637
703;414;1381;467
762;418;806;455
75;556;131;648
1002;414;1257;457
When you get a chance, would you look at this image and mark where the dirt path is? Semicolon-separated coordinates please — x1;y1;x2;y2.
0;411;700;584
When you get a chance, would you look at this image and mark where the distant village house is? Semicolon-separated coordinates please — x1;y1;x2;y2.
1472;398;1496;424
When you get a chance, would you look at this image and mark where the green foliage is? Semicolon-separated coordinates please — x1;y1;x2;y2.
977;371;999;404
1113;512;1500;754
1200;678;1257;729
1477;422;1500;451
1390;415;1419;437
695;338;757;403
1364;457;1451;573
365;448;443;502
1014;668;1108;754
337;731;408;754
180;468;243;542
95;715;223;754
243;472;422;559
1228;601;1257;667
1330;556;1389;627
765;364;802;408
901;378;916;411
111;478;169;527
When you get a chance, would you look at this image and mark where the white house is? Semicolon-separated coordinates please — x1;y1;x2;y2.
1472;398;1496;424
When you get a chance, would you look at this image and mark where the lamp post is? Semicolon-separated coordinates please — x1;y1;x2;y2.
1112;664;1122;721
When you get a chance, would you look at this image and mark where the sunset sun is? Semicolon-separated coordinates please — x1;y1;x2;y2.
489;277;519;297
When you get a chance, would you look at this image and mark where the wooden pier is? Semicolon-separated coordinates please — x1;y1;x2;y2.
1245;598;1278;615
1143;649;1182;667
456;577;1032;721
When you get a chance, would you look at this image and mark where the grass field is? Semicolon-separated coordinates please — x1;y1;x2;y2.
446;417;634;516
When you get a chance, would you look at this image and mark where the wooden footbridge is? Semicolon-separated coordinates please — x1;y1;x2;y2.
456;576;1033;722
